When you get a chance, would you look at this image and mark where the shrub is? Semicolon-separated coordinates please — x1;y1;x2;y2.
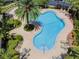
24;24;34;31
0;35;23;59
7;19;21;28
1;3;16;13
7;35;23;49
12;55;19;59
74;19;79;30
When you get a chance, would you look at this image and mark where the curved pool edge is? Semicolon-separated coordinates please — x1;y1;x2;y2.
33;10;65;52
33;9;73;56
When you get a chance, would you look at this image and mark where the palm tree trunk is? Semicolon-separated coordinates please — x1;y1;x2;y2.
26;12;29;25
2;13;6;28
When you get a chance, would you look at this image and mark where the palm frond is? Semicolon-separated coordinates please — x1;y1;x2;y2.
16;0;40;24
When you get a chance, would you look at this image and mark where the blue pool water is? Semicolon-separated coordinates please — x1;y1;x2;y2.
33;11;65;52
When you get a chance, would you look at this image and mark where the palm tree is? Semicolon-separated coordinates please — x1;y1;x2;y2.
65;0;79;19
67;47;79;59
16;0;40;26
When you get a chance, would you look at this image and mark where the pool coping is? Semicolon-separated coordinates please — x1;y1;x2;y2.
36;9;73;57
33;11;65;52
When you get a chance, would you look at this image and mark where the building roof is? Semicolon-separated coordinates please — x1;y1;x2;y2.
48;1;71;9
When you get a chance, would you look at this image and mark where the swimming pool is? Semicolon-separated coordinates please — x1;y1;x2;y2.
33;11;65;52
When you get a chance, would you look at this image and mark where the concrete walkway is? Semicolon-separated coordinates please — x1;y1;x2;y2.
10;9;73;59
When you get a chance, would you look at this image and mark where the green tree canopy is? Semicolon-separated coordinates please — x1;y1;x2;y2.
16;0;40;24
65;0;79;9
